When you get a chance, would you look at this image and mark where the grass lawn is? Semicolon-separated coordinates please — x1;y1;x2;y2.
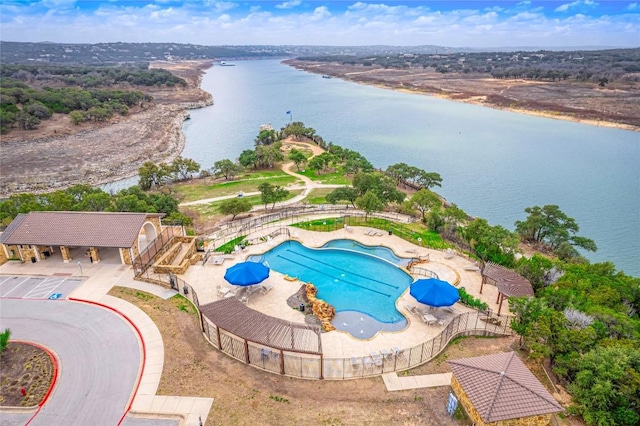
185;190;304;222
304;188;338;204
173;170;300;203
297;169;351;185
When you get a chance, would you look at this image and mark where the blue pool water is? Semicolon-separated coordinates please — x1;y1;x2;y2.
248;240;412;338
321;239;412;267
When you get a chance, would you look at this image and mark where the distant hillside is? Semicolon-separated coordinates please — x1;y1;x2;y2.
0;42;471;65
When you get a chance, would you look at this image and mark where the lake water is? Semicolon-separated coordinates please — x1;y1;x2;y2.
118;59;640;276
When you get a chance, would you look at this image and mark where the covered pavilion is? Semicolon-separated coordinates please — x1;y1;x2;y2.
0;211;163;265
480;262;534;315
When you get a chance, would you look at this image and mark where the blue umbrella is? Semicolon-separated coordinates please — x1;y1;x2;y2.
410;278;460;307
224;261;270;286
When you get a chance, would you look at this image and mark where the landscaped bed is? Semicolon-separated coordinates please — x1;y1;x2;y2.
0;342;55;407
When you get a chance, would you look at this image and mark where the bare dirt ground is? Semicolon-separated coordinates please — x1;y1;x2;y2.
0;60;213;197
110;287;578;426
285;60;640;131
0;342;54;407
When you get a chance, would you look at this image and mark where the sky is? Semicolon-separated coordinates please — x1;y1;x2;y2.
1;1;638;48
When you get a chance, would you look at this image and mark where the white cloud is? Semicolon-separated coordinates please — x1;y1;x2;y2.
310;6;331;22
555;0;598;13
275;0;301;10
626;2;638;10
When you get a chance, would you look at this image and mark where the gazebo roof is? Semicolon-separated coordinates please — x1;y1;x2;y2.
200;298;322;355
482;262;534;298
448;352;563;422
0;211;161;248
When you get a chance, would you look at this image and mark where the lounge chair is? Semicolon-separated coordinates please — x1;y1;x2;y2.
363;356;374;370
380;348;393;360
259;283;273;295
370;352;383;366
444;248;455;259
351;357;361;370
404;304;420;316
210;256;225;265
239;295;249;304
392;346;406;361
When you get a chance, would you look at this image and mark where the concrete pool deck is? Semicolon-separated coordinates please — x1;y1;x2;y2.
182;225;505;360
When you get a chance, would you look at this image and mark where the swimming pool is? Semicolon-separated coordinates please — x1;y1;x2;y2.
321;239;412;267
248;240;412;339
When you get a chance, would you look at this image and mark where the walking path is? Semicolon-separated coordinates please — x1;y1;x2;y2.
382;372;453;391
179;139;345;209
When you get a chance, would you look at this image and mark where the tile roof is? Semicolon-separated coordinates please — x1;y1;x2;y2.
482;262;534;297
0;211;159;248
200;298;323;355
448;352;563;422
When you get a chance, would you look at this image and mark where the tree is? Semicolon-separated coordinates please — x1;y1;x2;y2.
307;156;325;175
171;156;200;181
568;345;640;426
257;182;290;209
515;205;597;253
410;189;441;223
254;129;278;146
212;159;243;180
352;172;405;205
355;191;384;218
287;149;307;171
416;171;442;189
238;149;258;169
461;218;519;265
138;162;171;190
218;198;252;220
69;110;85;125
508;296;554;357
326;187;358;207
255;142;283;168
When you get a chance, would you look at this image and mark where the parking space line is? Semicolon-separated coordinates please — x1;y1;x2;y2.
3;277;31;297
24;280;64;299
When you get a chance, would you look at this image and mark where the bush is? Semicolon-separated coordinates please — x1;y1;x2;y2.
458;287;489;311
0;328;10;353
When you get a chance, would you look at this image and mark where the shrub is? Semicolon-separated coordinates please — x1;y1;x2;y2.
0;328;10;353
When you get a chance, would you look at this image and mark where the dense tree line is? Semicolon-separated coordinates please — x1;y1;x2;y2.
0;184;191;226
0;63;186;88
0;77;151;133
298;47;640;84
510;262;640;425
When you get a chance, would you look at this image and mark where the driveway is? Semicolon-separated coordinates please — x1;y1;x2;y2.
0;299;140;426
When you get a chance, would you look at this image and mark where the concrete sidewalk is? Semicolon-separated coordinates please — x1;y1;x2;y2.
381;372;452;391
1;261;214;426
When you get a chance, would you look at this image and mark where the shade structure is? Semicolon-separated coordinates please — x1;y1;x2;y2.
410;278;460;307
224;261;270;286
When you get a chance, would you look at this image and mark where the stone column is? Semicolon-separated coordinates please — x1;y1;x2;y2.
60;246;72;263
89;247;101;263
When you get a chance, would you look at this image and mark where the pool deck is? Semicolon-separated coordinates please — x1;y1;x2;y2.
182;225;505;360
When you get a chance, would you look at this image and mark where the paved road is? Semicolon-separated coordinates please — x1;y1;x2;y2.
0;299;140;426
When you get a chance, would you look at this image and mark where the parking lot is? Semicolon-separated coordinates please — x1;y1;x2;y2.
0;275;83;300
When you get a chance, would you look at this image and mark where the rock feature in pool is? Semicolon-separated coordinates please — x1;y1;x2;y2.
305;283;336;331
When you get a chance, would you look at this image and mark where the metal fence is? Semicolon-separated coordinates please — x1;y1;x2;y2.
200;309;512;380
205;206;417;254
133;226;180;275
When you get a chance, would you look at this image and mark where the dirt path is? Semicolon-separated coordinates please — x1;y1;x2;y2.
180;138;345;208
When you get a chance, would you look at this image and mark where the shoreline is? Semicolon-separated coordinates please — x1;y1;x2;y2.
284;61;639;133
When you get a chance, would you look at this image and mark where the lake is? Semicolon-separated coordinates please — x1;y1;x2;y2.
133;59;640;276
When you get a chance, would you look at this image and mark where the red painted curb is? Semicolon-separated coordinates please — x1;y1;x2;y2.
11;340;59;426
68;297;147;426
